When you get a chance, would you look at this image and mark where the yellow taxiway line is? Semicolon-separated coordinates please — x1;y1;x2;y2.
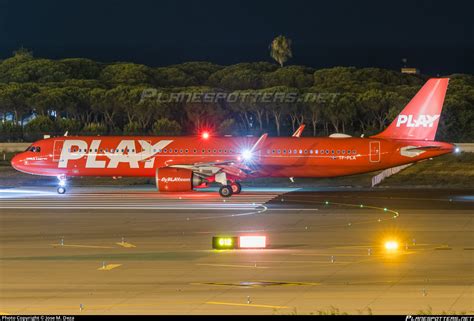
97;264;122;271
206;301;288;309
50;244;114;249
116;242;136;248
196;263;269;269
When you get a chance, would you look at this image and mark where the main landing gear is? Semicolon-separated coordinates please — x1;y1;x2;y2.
57;175;67;194
219;185;233;197
215;172;242;198
218;182;242;198
231;182;242;194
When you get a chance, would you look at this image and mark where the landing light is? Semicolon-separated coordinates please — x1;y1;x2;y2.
241;149;253;161
454;147;461;153
202;132;210;140
384;240;399;251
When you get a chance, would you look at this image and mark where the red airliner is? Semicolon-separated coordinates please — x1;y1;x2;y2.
11;78;455;197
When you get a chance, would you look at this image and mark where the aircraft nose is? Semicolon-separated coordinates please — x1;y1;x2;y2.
11;153;24;171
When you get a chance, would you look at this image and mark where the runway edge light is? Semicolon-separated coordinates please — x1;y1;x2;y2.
238;236;267;249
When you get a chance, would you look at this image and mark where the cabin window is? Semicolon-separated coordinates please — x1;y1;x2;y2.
180;149;183;153
336;150;340;154
310;150;313;154
353;150;357;154
304;150;308;154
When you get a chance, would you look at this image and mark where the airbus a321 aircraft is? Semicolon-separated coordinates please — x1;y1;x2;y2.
11;78;455;197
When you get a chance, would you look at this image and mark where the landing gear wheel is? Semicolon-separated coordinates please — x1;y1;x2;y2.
57;187;66;194
231;182;242;194
219;185;233;198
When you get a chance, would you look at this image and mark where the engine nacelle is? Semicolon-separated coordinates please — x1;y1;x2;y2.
156;167;203;192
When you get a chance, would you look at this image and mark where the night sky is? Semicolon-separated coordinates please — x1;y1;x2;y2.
1;0;473;74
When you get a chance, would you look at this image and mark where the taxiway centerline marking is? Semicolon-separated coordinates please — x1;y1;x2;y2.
196;263;269;269
98;264;122;271
116;242;136;248
50;244;114;249
205;301;288;309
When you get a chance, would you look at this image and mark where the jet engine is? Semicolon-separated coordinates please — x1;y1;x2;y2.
155;167;204;192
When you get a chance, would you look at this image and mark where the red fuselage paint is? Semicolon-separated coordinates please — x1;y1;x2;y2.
11;135;454;179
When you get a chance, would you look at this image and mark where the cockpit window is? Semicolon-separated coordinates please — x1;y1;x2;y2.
26;146;40;152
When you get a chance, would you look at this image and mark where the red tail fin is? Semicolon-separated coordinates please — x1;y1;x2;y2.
373;78;449;141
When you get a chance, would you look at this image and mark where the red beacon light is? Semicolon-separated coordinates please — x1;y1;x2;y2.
201;131;210;139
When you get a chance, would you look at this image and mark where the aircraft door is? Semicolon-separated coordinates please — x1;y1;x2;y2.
53;140;63;162
369;141;381;162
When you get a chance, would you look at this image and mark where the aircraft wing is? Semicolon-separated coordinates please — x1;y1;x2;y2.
169;161;253;178
167;133;268;179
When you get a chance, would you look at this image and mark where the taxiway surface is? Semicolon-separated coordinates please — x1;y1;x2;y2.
0;186;473;315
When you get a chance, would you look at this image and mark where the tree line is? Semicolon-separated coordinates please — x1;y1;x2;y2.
0;48;472;142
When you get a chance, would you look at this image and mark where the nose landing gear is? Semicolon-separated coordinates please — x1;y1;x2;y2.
57;175;67;194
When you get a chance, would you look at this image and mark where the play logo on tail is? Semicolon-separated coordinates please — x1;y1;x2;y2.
395;114;440;128
374;78;449;141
